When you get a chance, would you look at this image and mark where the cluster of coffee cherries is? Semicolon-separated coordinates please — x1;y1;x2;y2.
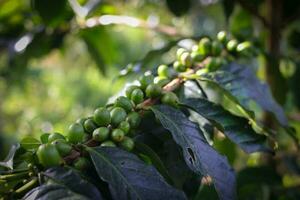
173;31;255;74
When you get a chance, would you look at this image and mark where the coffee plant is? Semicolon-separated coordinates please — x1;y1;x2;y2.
0;31;290;200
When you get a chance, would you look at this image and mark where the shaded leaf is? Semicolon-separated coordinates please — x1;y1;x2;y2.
151;105;236;200
0;143;20;170
201;63;288;126
184;98;271;153
222;0;236;20
24;167;103;200
87;146;187;200
20;137;41;150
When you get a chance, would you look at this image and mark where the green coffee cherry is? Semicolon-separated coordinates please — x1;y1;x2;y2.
191;44;200;52
36;144;61;167
211;41;223;56
120;137;135;151
74;157;90;170
217;31;228;44
111;129;125;142
111;107;127;127
125;85;140;99
51;139;72;157
199;37;212;55
191;51;204;62
76;118;87;126
118;121;130;134
161;92;179;107
176;48;187;59
173;61;186;72
139;74;154;90
226;39;238;52
154;77;170;87
126;112;141;129
180;52;192;67
115;96;133;113
131;88;144;104
48;133;65;143
94;107;111;126
93;127;110;142
145;84;162;98
157;65;170;78
101;141;116;147
236;41;253;56
83;118;98;133
67;123;85;144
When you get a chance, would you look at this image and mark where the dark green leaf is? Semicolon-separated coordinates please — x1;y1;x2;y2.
134;141;173;185
20;137;41;150
166;0;191;17
201;63;288;126
87;146;187;200
24;167;103;200
184;98;271;153
151;105;236;200
0;143;20;170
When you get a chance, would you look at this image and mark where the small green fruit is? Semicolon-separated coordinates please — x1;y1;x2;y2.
83;118;98;133
236;41;253;56
131;88;144;104
101;140;116;147
94;107;111;126
115;96;133;113
199;37;212;55
139;74;154;90
180;52;192;67
125;85;140;99
176;48;187;59
173;61;186;72
36;144;61;167
126;112;141;129
120;137;135;151
93;127;110;142
145;84;162;98
226;39;238;52
67;123;85;144
154;77;170;87
74;157;90;170
48;132;65;143
190;51;204;62
206;57;222;71
111;129;125;142
217;31;228;43
118;121;130;134
161;92;179;107
51;139;72;157
111;107;127;127
76;118;87;126
157;65;170;78
211;41;223;56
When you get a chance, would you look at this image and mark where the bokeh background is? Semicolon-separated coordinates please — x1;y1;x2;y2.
0;0;300;199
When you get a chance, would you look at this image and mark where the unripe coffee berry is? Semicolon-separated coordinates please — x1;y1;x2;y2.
67;123;85;144
139;74;154;90
161;92;179;107
125;85;140;99
111;129;125;142
94;107;111;126
118;121;130;134
93;127;110;142
101;141;116;147
157;65;170;78
130;88;144;104
199;37;212;55
111;107;127;127
84;118;98;133
36;144;62;167
115;96;133;113
173;61;186;72
120;137;135;151
126;112;141;129
145;84;162;98
48;132;65;143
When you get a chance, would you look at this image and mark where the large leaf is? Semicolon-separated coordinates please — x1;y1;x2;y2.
184;98;271;153
201;63;288;126
87;146;187;200
151;105;236;200
23;167;102;200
